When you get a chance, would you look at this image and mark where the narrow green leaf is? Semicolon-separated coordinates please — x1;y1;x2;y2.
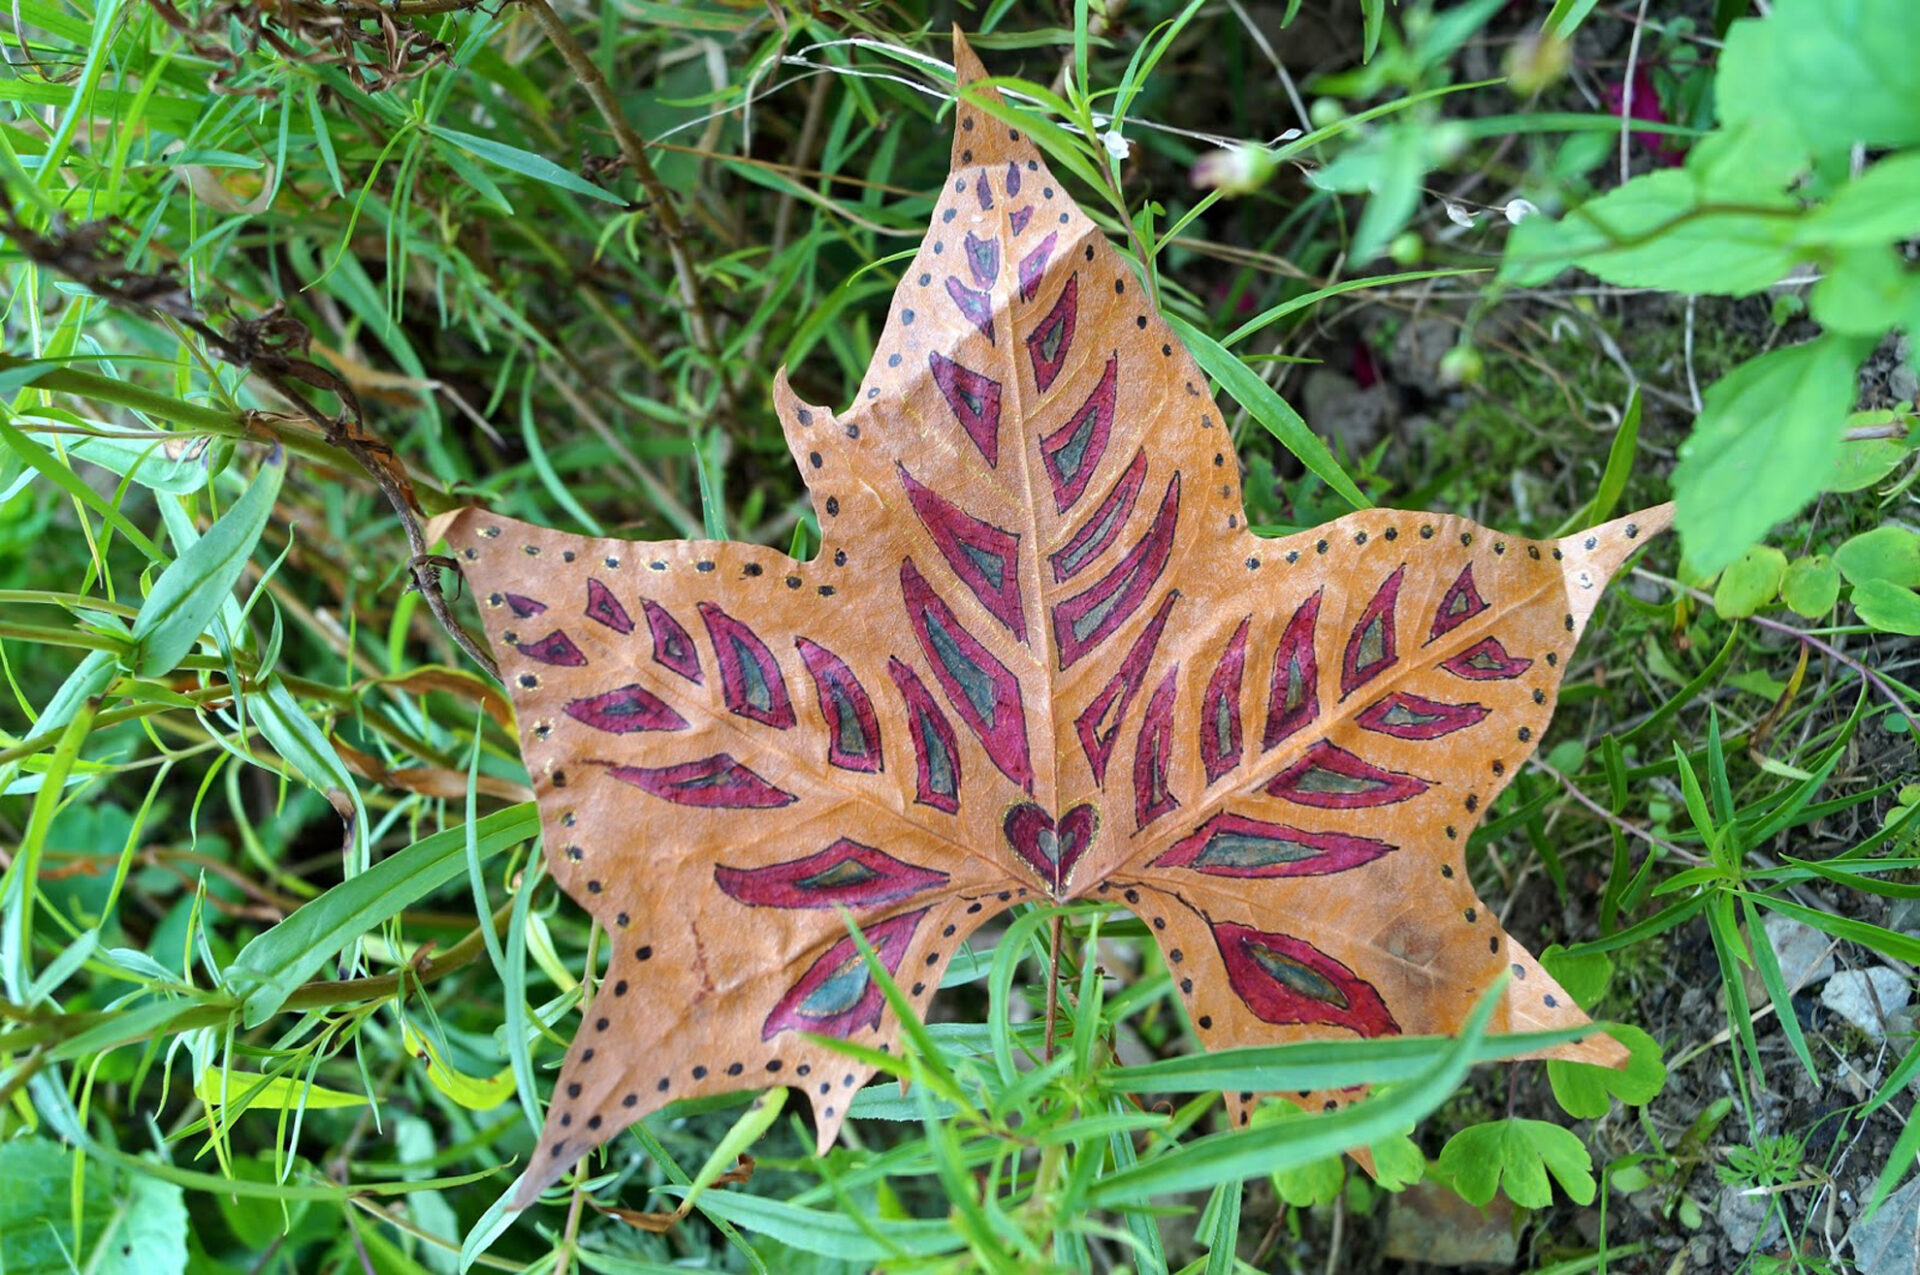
1089;980;1505;1205
429;126;626;204
127;451;285;676
1169;315;1371;510
226;803;540;1025
669;1189;967;1262
0;413;164;563
1106;1023;1594;1094
1742;896;1817;1078
1545;0;1605;36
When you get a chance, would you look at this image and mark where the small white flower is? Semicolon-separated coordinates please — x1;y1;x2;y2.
1102;129;1132;160
1444;202;1477;228
1503;197;1540;225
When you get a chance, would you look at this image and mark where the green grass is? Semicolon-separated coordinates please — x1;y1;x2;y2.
3;2;1918;1272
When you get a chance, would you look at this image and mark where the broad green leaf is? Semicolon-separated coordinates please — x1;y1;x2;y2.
0;1138;188;1275
1546;1024;1667;1118
1780;556;1841;618
1717;0;1920;157
1266;1117;1421;1206
1810;246;1919;336
1370;1128;1427;1190
1713;545;1788;619
1684;115;1809;201
1270;1148;1344;1208
1834;526;1920;587
1671;336;1864;575
1852;579;1920;636
1501;169;1798;293
1826;425;1911;493
1797;150;1920;246
225;803;539;1025
1538;945;1613;1009
126;450;285;676
1436;1118;1596;1208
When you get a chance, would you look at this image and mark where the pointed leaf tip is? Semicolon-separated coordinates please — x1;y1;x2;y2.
946;29;1043;174
1559;502;1673;626
950;27;984;86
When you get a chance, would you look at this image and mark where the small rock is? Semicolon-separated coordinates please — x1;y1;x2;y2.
1764;913;1837;990
1301;369;1391;456
1716;1185;1782;1255
1823;969;1913;1041
1847;1174;1920;1275
1892;362;1919;407
1381;1182;1517;1266
1386;317;1457;394
1890;334;1918;405
1889;896;1920;935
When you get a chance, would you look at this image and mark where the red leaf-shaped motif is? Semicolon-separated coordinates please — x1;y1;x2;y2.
428;33;1668;1205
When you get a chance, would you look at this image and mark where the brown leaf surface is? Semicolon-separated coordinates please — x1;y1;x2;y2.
428;33;1669;1208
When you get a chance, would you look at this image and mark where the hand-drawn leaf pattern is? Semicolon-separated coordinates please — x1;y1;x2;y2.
427;34;1670;1206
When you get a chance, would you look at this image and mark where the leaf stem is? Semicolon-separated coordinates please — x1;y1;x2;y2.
1634;569;1916;721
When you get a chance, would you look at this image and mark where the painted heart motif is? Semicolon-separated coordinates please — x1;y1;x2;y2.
1004;801;1099;889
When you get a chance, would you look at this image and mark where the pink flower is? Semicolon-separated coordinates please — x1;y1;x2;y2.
1602;66;1686;167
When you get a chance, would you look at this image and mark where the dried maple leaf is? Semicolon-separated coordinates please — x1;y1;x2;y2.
427;34;1670;1208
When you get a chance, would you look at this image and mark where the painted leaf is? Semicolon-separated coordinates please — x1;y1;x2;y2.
427;34;1670;1207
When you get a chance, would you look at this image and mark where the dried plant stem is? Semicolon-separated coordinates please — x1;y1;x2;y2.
1528;758;1706;866
1619;0;1653;185
518;0;738;424
1635;569;1916;720
0;199;499;682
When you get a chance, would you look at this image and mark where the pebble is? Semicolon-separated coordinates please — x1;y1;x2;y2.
1763;914;1837;991
1381;1182;1517;1266
1716;1185;1781;1255
1847;1174;1920;1275
1301;369;1391;456
1822;969;1913;1041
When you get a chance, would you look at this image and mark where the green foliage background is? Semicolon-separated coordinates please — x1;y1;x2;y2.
2;1;1917;1271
